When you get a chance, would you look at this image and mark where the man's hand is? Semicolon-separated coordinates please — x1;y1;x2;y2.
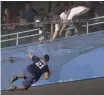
28;53;33;59
44;70;52;80
59;30;63;37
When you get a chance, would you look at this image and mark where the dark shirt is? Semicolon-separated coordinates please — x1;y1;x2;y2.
26;55;49;80
24;9;38;22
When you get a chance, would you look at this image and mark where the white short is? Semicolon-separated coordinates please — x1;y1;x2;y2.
67;6;87;20
60;12;68;23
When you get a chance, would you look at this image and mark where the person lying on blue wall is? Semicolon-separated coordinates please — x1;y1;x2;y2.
8;53;51;91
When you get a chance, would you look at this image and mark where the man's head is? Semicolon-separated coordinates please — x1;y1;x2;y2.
43;54;50;62
39;8;44;15
64;3;70;12
25;2;32;11
52;10;60;21
53;14;60;21
4;8;9;15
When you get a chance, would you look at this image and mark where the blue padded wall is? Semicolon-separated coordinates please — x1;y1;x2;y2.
1;31;104;90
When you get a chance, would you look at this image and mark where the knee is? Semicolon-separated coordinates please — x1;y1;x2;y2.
19;85;27;90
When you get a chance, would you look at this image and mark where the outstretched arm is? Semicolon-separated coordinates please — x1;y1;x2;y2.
28;53;40;62
28;53;33;59
59;23;68;36
59;20;71;36
50;24;60;42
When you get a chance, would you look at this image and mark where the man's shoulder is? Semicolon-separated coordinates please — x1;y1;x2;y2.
60;12;65;17
60;12;68;18
32;55;40;61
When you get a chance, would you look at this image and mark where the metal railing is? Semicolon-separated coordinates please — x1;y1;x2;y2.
1;16;104;47
66;16;104;34
1;28;42;46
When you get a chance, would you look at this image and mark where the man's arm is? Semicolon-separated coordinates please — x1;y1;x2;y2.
59;23;68;36
44;70;52;80
28;53;33;59
59;20;71;36
28;53;40;62
50;24;60;42
59;10;71;37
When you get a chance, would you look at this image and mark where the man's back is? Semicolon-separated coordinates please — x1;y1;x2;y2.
26;55;49;80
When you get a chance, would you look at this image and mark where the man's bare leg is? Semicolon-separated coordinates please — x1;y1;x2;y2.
15;85;27;91
17;73;25;78
79;8;90;15
8;85;26;91
10;73;24;84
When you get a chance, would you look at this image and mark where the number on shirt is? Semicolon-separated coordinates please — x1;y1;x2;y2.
36;61;45;69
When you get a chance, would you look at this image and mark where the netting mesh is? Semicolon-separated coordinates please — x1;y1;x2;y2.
46;40;104;73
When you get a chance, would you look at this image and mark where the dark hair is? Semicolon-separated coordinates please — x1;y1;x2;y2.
54;9;61;15
44;54;50;62
41;14;49;21
64;3;70;11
